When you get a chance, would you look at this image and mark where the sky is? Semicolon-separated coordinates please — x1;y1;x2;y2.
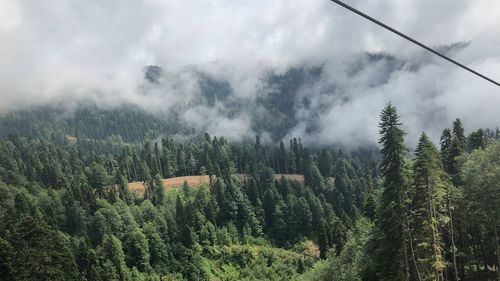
1;0;500;146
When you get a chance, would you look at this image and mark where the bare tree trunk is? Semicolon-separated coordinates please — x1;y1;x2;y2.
400;193;410;281
489;203;500;281
125;160;130;181
457;220;467;281
428;180;443;281
157;155;163;178
446;191;460;281
406;222;422;281
403;223;410;281
494;229;500;281
472;238;481;280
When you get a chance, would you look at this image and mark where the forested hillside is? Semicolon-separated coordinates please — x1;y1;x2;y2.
0;104;499;280
0;104;181;144
0;58;407;145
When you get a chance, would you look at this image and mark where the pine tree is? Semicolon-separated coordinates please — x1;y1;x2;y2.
120;176;134;205
143;222;173;273
154;142;163;176
161;145;173;178
153;173;165;206
89;162;111;198
440;128;453;174
318;218;330;259
102;234;130;281
13;211;79;280
364;193;376;220
145;174;165;206
468;129;485;151
318;148;333;178
255;135;265;165
246;177;260;206
452;119;466;151
142;141;153;172
410;133;448;281
449;119;466;185
373;103;409;280
176;146;186;176
123;227;151;272
279;141;288;174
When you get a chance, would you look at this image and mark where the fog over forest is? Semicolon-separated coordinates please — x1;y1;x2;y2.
1;0;500;146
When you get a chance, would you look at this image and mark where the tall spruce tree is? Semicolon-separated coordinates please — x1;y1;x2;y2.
440;128;453;174
102;234;130;281
373;103;409;280
449;119;466;185
410;133;448;281
467;129;486;151
318;148;333;178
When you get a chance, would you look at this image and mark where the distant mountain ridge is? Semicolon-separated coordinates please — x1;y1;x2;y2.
0;44;468;144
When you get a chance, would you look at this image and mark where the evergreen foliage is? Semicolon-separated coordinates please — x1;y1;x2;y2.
0;105;498;280
372;103;408;281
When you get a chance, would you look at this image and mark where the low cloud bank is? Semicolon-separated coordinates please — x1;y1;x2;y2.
1;0;499;146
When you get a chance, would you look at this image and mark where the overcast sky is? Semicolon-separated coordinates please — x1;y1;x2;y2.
1;0;500;146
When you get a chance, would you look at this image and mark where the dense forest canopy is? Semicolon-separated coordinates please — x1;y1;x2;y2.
3;0;500;279
0;103;499;281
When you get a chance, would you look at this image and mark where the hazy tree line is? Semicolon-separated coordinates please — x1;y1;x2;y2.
0;105;180;143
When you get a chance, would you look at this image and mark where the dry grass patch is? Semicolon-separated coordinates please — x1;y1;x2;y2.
128;174;317;197
65;135;78;144
129;175;210;196
128;174;335;197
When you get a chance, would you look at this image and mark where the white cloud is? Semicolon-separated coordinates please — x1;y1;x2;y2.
1;0;499;146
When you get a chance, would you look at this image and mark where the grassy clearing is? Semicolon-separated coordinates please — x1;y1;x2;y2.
128;174;309;196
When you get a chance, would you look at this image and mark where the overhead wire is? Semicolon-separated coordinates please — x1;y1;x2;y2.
330;0;500;88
